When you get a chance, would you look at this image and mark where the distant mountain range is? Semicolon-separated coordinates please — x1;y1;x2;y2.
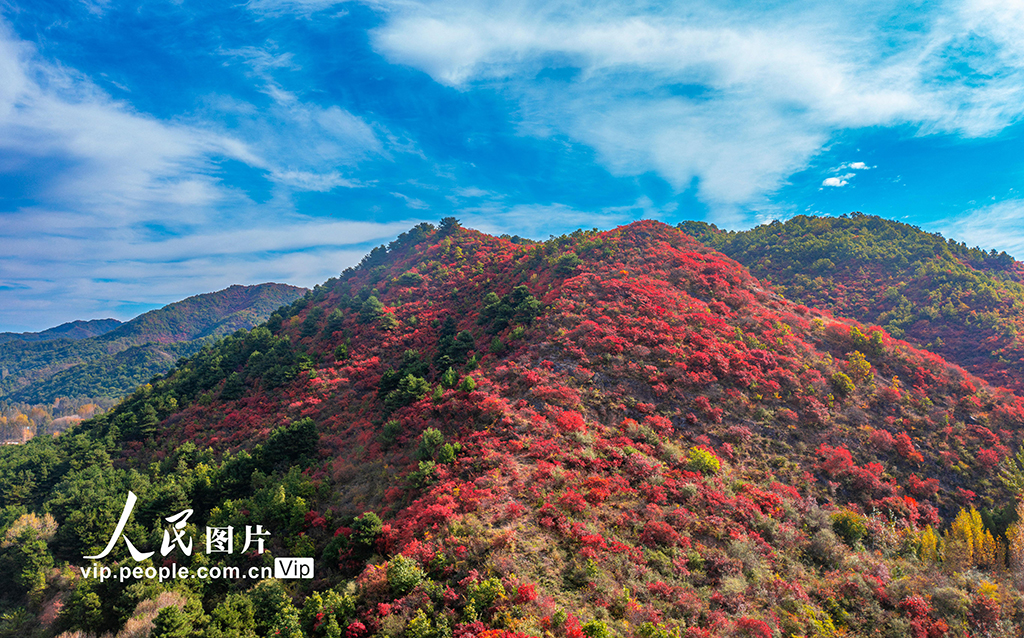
0;283;306;404
0;318;122;344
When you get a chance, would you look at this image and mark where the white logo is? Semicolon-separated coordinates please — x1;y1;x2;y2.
83;491;271;560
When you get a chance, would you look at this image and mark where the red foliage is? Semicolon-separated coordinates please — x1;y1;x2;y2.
132;220;1024;635
817;445;854;477
552;409;586;433
969;595;1001;632
557;491;587;514
977;448;1001;470
869;429;894;450
907;474;940;498
893;432;924;463
640;520;684;548
735;617;773;638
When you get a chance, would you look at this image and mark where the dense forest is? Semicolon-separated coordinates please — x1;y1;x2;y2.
3;219;1024;637
681;213;1024;393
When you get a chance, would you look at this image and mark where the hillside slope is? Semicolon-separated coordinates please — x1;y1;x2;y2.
2;220;1024;637
681;213;1024;393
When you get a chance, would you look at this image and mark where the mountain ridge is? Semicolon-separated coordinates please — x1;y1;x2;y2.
0;319;122;345
3;219;1023;637
0;282;307;407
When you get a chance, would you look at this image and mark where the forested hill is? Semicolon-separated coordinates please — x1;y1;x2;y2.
0;319;122;345
681;213;1024;393
5;219;1024;637
0;283;306;405
99;283;310;346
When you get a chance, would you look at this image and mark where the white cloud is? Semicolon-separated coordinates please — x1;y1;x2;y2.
0;19;397;330
0;213;423;330
0;26;258;221
390;191;430;209
214;45;384;190
459;196;673;239
930;199;1024;259
245;0;359;17
835;161;871;171
822;177;848;187
355;0;1024;216
272;170;362;191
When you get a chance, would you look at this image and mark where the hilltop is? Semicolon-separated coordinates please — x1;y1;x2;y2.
681;213;1024;393
2;220;1024;637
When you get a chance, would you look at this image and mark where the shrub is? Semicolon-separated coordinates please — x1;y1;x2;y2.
378;312;398;331
846;351;871;383
416;428;445;461
869;429;894;450
334;342;349;360
379;420;403;449
262;418;319;470
397;272;423;286
351;512;383;549
831;510;867;546
581;620;612;638
440;367;458;388
386;555;424;595
150;606;192;638
831;372;855;396
640;520;682;547
688;447;720;475
735;617;773;638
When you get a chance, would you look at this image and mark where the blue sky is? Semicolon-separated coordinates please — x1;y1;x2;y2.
3;0;1024;331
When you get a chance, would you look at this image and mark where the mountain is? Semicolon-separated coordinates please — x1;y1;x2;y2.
0;319;122;345
1;220;1023;637
0;283;307;405
99;283;313;347
682;213;1024;393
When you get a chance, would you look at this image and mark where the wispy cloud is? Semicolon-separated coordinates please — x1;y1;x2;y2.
0;212;422;330
460;196;675;239
0;18;402;330
930;198;1024;259
835;161;872;171
362;0;1024;214
390;191;430;209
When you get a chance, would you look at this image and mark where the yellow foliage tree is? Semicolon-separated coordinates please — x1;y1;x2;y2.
944;507;998;570
944;508;978;569
78;403;99;419
27;406;49;424
919;525;940;563
978;528;997;568
847;351;872;384
1008;501;1024;580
